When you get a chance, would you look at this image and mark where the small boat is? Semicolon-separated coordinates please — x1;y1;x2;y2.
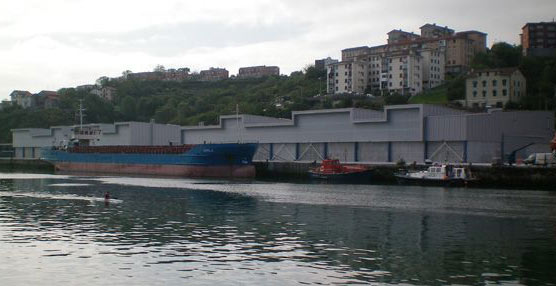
308;159;372;181
394;164;476;186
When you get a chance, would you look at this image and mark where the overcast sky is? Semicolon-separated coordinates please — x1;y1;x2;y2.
1;0;555;101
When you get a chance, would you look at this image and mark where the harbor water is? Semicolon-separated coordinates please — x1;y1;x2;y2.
0;172;555;285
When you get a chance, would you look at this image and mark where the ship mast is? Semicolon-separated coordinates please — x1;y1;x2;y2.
78;99;86;131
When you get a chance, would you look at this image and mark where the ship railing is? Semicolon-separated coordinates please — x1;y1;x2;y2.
68;145;195;154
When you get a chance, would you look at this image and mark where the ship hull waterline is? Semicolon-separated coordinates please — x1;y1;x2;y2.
53;162;256;178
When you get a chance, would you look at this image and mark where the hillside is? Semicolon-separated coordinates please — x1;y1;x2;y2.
0;67;382;143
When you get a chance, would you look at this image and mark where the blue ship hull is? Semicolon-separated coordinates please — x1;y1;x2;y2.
41;143;258;178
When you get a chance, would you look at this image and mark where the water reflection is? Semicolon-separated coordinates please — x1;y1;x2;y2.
0;173;555;285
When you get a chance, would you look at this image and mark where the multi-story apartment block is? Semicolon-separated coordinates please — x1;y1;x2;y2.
327;61;368;94
421;49;445;89
444;31;487;74
315;57;339;71
382;51;423;95
387;30;420;44
200;68;229;81
465;68;526;108
420;23;454;38
238;66;280;78
333;23;486;96
521;21;556;57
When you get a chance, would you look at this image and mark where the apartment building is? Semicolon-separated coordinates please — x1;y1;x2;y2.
9;90;34;108
387;30;420;44
9;90;59;109
421;49;445;89
36;90;59;109
465;68;526;108
327;61;368;94
420;24;454;38
336;23;486;96
237;66;280;78
315;57;339;71
127;68;191;81
521;21;556;57
90;86;117;101
444;31;487;74
200;68;229;81
382;51;423;95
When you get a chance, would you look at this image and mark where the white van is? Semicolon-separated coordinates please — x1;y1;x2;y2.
524;153;555;166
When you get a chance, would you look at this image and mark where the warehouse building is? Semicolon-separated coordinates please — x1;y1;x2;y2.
12;104;554;164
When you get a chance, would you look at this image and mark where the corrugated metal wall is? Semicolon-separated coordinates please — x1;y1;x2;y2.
391;142;424;163
358;142;389;162
426;116;466;141
328;143;355;162
271;143;297;161
253;143;271;161
181;108;424;145
467;141;500;163
427;141;465;163
100;125;131;146
299;143;324;161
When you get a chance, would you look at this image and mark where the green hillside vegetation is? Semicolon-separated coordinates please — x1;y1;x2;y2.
0;67;380;142
408;76;466;104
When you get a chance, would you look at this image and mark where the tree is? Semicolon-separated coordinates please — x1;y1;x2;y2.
96;76;109;86
122;70;132;79
153;65;166;73
120;96;137;120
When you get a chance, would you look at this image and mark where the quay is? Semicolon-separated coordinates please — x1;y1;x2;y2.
2;158;555;190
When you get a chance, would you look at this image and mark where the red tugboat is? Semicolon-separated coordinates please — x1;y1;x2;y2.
308;159;372;181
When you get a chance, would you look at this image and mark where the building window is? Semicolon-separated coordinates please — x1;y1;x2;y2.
492;80;497;86
473;81;478;88
482;80;487;87
482;90;486;97
502;79;507;86
389;82;392;87
492;90;497;97
473;91;477;97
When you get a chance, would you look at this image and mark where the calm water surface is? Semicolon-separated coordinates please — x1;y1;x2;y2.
0;172;555;285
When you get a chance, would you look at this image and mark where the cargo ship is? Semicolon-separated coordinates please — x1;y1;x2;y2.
41;143;258;178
